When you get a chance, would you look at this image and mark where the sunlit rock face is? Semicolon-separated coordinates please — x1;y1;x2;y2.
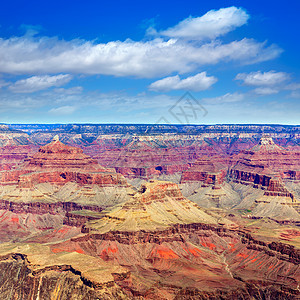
83;180;226;233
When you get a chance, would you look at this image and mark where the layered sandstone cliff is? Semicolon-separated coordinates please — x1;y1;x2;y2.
0;136;129;188
229;136;300;196
180;156;227;185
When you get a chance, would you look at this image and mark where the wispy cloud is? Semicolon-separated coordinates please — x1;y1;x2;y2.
253;87;279;95
289;91;300;98
202;92;245;104
284;83;300;91
0;89;175;114
149;72;217;92
8;74;72;93
235;70;289;86
53;86;83;95
49;105;77;115
19;24;44;37
160;7;249;40
235;70;300;95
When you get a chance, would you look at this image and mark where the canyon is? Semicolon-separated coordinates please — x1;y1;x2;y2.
0;124;299;299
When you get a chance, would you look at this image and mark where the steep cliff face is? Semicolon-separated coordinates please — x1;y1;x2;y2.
229;136;300;188
2;125;299;181
94;145;202;179
1;220;298;299
180;156;227;185
0;252;130;300
0;181;299;299
85;134;229;180
13;123;299;147
229;136;300;210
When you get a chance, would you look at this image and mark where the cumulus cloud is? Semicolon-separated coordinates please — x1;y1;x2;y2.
8;74;72;93
149;72;217;92
235;71;289;86
0;35;282;78
161;7;249;40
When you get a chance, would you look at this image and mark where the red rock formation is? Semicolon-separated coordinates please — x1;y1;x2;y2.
0;199;103;215
0;253;128;299
135;181;185;203
63;211;101;227
94;146;199;179
181;155;227;185
0;136;129;187
0;145;37;171
24;135;106;172
229;135;300;195
84;134;229;179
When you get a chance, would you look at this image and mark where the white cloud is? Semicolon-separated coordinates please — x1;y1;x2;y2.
253;87;279;95
234;71;300;95
149;72;217;92
235;71;289;86
161;7;249;40
203;92;245;104
284;83;300;90
0;88;176;115
0;35;281;78
9;74;72;93
53;86;83;94
49;105;77;115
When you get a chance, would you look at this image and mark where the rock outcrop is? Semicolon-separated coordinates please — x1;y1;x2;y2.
84;180;229;233
229;135;300;188
0;136;129;188
181;156;227;185
0;145;37;171
229;136;300;197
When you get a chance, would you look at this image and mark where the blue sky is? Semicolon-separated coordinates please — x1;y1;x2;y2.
0;0;299;124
